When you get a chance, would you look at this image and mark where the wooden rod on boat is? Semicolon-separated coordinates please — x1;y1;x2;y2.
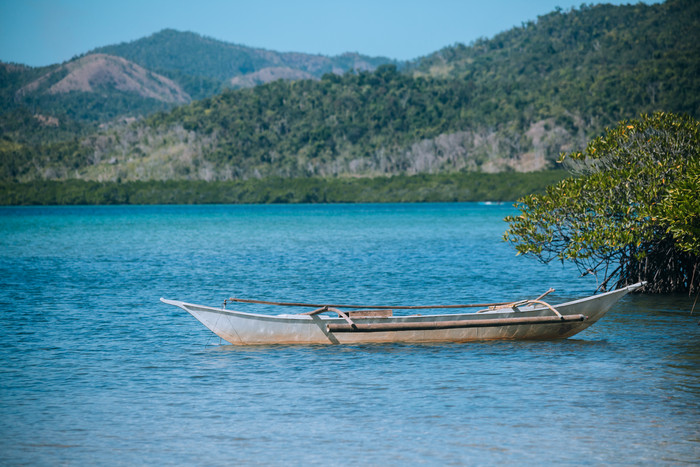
328;307;356;328
227;297;517;310
327;314;587;333
302;306;331;316
525;299;563;318
535;288;555;301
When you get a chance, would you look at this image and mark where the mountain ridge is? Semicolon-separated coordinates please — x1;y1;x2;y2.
92;28;395;96
1;0;698;186
17;54;191;104
2;29;396;125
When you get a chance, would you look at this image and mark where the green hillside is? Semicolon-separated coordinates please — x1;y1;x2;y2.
1;0;698;205
1;29;394;134
410;0;699;122
93;29;395;99
1;57;181;133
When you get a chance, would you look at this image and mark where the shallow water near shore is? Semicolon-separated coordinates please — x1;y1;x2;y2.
1;203;698;465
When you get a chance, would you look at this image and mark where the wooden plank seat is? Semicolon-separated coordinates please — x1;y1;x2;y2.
346;309;393;318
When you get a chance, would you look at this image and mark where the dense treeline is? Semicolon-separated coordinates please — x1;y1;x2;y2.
143;67;498;175
20;91;175;125
1;66;575;181
0;171;567;205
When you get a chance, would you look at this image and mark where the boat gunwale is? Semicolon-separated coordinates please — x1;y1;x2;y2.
160;282;644;323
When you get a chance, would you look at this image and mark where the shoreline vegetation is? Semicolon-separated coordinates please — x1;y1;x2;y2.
0;171;567;205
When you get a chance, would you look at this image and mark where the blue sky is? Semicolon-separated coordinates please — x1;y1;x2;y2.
1;0;657;67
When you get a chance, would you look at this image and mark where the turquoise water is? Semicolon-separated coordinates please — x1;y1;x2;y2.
0;204;697;465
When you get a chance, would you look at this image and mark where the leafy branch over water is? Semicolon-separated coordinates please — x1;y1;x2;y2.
504;112;700;294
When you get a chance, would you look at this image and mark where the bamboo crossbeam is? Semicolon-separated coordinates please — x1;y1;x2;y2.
327;314;586;333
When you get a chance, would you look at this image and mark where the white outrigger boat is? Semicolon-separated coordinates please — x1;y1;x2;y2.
161;283;644;345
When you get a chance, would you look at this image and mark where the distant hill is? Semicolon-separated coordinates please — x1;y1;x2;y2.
17;54;190;104
92;29;395;98
1;29;394;129
1;0;698;185
3;57;187;128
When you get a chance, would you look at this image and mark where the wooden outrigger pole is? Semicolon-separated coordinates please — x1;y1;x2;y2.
224;288;556;311
224;289;565;330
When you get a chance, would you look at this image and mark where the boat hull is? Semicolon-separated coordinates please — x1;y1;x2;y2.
161;283;642;345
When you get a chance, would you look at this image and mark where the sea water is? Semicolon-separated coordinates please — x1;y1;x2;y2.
0;204;697;465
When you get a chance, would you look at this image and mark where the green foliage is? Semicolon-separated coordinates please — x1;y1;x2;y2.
0;64;95;144
21;91;176;124
0;171;567;205
141;65;490;176
411;0;700;127
655;153;700;255
504;112;700;293
0;108;90;145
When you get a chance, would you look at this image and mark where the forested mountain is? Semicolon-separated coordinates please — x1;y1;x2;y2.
1;29;394;131
1;0;698;185
92;29;395;98
410;0;699;122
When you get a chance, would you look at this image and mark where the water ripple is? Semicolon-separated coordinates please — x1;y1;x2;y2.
0;204;698;465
